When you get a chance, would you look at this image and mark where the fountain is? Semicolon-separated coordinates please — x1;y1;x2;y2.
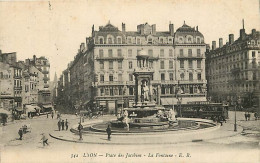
77;50;216;134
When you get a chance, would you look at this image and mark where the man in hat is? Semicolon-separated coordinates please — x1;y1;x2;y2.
106;125;112;140
18;128;23;140
78;123;83;140
58;120;61;131
65;119;69;131
61;120;65;130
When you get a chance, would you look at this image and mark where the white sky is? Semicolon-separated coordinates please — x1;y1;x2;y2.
0;0;259;80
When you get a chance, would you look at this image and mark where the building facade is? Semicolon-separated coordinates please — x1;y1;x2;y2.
206;26;260;108
58;22;207;113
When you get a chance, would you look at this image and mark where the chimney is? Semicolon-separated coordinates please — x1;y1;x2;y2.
91;24;95;37
169;23;174;36
229;34;234;44
212;41;216;50
122;23;126;33
219;38;223;48
252;29;256;35
33;55;36;65
152;24;156;35
240;19;246;40
196;26;198;31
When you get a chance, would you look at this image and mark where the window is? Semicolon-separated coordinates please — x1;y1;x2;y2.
197;49;201;57
180;49;184;57
128;38;132;44
99;38;104;44
108;49;113;57
244;52;247;59
189;60;193;69
188;49;192;57
100;74;104;82
189;73;193;81
100;61;104;69
169;60;173;69
148;49;153;57
252;51;255;57
197;60;201;68
117;49;122;57
160;61;165;69
128;49;132;57
118;61;122;69
129;87;134;95
188;37;192;42
253;72;256;80
110;88;114;95
169;73;174;80
197;38;200;43
180;73;184;80
137;38;141;44
118;74;122;81
117;37;122;44
160;49;164;57
149;61;153;68
100;88;104;96
160;38;163;43
129;61;133;69
197;73;201;80
108;37;113;44
161;86;165;95
180;60;184;68
129;74;133;81
109;61;113;69
99;49;104;58
161;73;165;81
109;75;113;81
245;62;248;69
148;38;152;44
169;49;173;57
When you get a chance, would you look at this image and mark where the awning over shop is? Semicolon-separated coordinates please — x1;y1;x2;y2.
0;109;11;115
161;97;207;105
25;105;37;112
42;105;53;109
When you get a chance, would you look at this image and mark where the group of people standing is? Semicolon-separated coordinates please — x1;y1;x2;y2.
245;112;259;121
58;119;69;131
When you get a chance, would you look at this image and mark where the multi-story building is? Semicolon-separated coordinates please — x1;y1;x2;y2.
0;62;14;111
206;25;260;108
59;22;207;113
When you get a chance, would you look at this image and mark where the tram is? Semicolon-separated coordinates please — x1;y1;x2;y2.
176;101;229;119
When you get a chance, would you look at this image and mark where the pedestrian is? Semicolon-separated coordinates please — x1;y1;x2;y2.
18;128;23;140
106;125;111;140
65;119;69;131
254;112;258;121
58;120;61;131
41;133;49;146
248;112;251;121
47;113;49;118
78;123;83;140
244;112;247;121
61;120;65;130
51;112;54;119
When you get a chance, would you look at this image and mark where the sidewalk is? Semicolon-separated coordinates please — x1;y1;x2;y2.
49;118;243;145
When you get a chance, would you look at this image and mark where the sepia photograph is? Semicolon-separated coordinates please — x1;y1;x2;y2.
0;0;259;162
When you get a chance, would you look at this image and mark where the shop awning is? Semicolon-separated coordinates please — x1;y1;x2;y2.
0;109;11;115
42;105;53;109
161;98;178;105
15;107;23;112
25;105;37;112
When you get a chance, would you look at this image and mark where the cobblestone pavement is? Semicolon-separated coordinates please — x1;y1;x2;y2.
0;111;259;163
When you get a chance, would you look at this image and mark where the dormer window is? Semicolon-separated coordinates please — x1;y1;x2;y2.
197;38;200;43
99;38;104;44
179;37;183;43
148;38;153;44
128;38;132;44
107;35;114;44
117;37;122;44
160;38;163;43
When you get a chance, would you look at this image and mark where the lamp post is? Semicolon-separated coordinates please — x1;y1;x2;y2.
234;96;241;132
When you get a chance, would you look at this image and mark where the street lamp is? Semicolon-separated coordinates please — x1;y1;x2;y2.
234;96;241;132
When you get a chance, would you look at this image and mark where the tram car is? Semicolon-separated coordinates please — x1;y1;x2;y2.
176;101;229;119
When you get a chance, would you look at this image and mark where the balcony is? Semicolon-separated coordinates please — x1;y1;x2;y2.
151;80;206;85
177;55;204;60
14;86;22;90
96;56;124;61
126;81;135;85
96;81;125;86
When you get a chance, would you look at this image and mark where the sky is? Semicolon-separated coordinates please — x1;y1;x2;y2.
0;0;259;81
